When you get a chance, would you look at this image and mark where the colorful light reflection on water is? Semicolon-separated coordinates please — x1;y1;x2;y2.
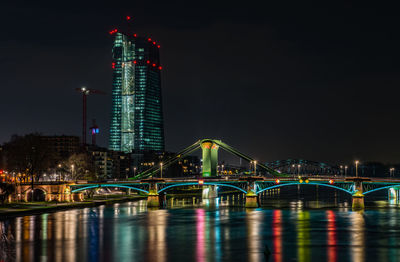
1;198;400;261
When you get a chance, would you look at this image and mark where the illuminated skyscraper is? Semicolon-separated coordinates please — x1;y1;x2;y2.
109;30;164;152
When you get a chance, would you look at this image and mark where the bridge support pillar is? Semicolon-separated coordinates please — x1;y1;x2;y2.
147;194;161;207
244;177;260;208
245;192;259;208
201;140;219;177
202;185;218;199
146;179;165;208
388;187;400;204
352;191;364;210
348;179;365;210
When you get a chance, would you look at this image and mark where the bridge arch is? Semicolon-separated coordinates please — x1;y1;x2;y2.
25;188;47;201
22;186;49;195
158;182;247;194
256;182;354;195
363;185;400;195
71;184;149;194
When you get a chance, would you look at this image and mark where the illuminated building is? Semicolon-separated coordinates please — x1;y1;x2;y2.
87;145;132;179
108;29;165;153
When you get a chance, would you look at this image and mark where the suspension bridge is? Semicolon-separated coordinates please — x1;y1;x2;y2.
9;139;400;210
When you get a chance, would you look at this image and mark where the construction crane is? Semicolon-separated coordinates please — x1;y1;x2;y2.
75;87;106;145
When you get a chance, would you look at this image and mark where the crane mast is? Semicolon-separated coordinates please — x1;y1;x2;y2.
76;87;105;146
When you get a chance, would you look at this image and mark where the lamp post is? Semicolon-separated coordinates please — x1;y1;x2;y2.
249;161;252;174
390;168;395;179
71;164;75;181
345;165;348;177
58;164;61;182
340;165;343;177
222;164;224;175
297;164;301;178
355;161;359;177
254;161;257;176
133;167;137;178
160;162;163;178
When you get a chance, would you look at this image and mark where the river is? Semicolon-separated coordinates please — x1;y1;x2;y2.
1;186;400;262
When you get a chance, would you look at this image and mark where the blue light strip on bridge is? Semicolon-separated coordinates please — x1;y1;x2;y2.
256;182;354;195
157;182;247;194
71;184;149;194
363;185;400;195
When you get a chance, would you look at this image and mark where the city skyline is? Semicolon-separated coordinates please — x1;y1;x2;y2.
1;2;400;164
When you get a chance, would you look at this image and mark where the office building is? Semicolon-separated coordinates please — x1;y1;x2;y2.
109;29;165;153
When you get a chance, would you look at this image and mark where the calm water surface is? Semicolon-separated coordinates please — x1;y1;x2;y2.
1;188;400;262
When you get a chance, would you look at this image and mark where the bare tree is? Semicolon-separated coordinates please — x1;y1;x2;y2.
0;183;14;204
59;153;95;181
3;134;56;200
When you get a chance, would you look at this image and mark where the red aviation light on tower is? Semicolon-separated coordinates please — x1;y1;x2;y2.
112;62;115;69
148;38;152;42
158;66;162;70
153;41;156;45
133;60;137;64
157;45;160;48
126;16;132;20
152;63;156;67
146;60;150;64
133;33;137;37
109;29;118;35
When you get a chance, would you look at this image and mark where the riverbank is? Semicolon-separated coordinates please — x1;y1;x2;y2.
0;195;146;219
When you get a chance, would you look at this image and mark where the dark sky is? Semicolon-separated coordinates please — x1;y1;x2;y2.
1;1;400;164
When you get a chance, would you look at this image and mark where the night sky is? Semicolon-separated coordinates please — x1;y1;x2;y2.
1;2;400;164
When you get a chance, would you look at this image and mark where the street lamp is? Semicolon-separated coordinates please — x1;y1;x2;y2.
58;164;61;181
133;167;137;177
222;164;224;175
160;162;163;178
249;161;253;174
340;165;343;176
297;164;301;177
390;168;395;178
71;164;75;181
345;165;348;177
355;161;359;177
254;160;257;176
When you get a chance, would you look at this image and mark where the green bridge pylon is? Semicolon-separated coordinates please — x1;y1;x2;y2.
132;138;284;180
200;140;220;177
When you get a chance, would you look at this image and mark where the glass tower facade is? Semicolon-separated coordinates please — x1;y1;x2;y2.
109;32;165;153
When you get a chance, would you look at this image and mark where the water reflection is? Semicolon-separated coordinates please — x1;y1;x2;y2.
196;209;206;262
297;211;311;262
2;197;400;262
272;210;282;262
350;211;365;262
246;210;262;261
147;210;168;262
326;210;337;262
